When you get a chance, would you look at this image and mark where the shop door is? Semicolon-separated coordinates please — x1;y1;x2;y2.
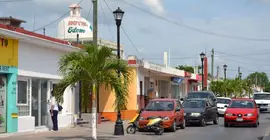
0;75;6;133
31;79;48;127
171;84;179;99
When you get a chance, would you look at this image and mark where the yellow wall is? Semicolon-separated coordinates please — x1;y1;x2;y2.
99;67;138;112
126;68;137;110
0;38;19;67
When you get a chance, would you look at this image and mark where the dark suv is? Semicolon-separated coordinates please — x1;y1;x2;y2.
181;91;217;106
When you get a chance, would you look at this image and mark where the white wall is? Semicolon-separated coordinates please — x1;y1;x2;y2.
18;41;65;76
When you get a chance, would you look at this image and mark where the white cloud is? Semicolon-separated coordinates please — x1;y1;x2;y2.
143;0;165;15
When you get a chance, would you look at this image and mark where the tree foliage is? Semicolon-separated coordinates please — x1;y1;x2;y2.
246;72;269;87
175;65;194;73
53;44;132;111
210;78;252;98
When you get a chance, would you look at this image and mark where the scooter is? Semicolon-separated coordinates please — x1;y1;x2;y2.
126;109;143;134
144;116;164;135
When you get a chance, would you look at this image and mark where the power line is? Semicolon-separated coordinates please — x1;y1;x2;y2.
103;0;142;58
0;0;31;2
100;0;114;41
145;56;198;60
121;27;142;58
33;0;84;32
86;0;93;20
119;0;270;42
215;51;270;61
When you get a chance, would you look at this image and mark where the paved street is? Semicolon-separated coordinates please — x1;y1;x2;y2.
1;113;270;140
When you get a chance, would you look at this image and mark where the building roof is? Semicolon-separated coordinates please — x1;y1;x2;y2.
0;23;83;48
0;16;26;23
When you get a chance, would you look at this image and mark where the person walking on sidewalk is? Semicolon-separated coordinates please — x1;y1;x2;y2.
50;91;59;131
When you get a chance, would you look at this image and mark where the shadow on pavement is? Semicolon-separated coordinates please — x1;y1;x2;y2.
257;136;264;140
46;135;118;140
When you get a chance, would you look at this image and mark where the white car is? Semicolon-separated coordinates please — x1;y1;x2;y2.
217;97;231;115
253;92;270;112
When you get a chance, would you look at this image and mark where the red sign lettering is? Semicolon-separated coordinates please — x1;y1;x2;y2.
68;21;88;26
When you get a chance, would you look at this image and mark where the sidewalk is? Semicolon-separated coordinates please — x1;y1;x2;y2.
0;122;130;140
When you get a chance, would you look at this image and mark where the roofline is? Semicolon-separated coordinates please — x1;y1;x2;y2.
254;92;270;94
0;24;80;52
0;17;26;23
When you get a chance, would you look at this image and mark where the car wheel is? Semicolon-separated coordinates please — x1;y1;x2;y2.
200;118;206;127
253;120;259;128
213;115;219;125
180;119;186;129
170;120;176;132
224;122;229;127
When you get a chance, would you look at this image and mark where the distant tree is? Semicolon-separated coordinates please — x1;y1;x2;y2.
264;82;270;92
175;65;194;73
210;78;251;98
246;72;269;87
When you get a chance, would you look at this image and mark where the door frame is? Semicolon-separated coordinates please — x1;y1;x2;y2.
31;78;51;127
0;74;7;133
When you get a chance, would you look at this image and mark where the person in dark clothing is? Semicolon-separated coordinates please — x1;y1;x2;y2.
50;91;59;131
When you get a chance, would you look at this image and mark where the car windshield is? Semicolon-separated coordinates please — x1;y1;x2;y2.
182;100;206;108
186;92;210;99
145;101;174;111
217;98;231;104
253;94;270;100
229;100;255;108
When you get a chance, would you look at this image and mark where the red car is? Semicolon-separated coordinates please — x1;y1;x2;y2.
224;98;259;127
138;99;185;132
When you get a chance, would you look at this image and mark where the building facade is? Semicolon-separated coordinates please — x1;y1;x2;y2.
0;23;81;133
99;56;201;122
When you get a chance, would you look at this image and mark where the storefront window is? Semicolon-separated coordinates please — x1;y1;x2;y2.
17;78;31;116
17;81;27;105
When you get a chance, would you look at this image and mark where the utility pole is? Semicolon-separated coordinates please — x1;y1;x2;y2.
211;49;214;81
93;0;98;45
238;66;240;79
217;66;219;81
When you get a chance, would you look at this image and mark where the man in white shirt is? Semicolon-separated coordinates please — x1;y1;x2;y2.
50;91;59;131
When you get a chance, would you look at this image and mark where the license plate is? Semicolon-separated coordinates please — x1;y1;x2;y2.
236;118;243;122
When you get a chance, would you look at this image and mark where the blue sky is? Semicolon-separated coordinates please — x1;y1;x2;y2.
1;0;270;78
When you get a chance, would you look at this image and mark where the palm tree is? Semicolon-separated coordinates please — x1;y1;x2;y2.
53;44;131;140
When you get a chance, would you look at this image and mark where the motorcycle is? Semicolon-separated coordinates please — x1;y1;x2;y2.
126;109;143;134
144;116;164;135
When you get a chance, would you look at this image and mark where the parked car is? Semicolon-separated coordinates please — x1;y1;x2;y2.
138;98;185;132
224;98;259;127
181;91;217;106
182;98;219;126
217;97;231;116
253;92;270;112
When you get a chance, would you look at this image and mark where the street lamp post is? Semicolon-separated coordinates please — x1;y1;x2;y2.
223;64;227;97
200;52;205;90
113;7;125;136
239;72;242;80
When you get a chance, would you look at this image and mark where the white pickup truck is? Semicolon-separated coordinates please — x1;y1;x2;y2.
253;92;270;112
